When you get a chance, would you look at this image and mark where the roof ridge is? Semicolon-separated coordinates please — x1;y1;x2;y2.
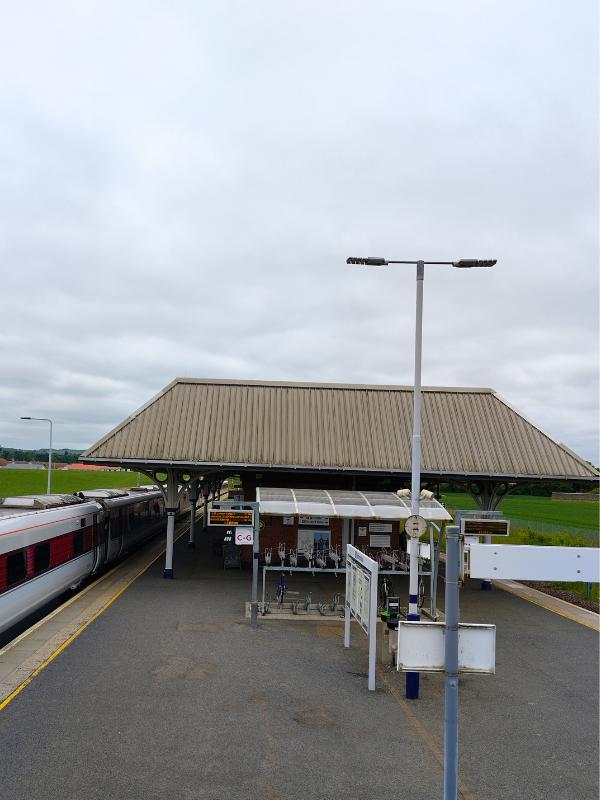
173;377;495;393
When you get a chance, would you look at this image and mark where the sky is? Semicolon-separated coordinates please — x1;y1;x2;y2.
0;1;598;463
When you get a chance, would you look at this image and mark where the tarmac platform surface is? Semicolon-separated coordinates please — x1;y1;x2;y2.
0;528;598;800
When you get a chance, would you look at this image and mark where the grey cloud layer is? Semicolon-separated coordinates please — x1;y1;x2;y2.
1;1;597;462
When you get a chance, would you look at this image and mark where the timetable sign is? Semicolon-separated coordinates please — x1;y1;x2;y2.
461;519;510;537
208;509;254;527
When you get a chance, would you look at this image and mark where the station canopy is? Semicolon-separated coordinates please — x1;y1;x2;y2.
256;488;452;521
81;378;599;484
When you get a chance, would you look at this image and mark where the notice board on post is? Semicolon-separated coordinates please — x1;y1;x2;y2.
344;544;379;690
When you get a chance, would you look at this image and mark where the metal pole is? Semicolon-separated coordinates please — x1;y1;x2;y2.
428;522;435;618
47;419;53;494
444;525;460;800
251;503;259;628
368;558;379;691
481;533;493;590
406;259;424;699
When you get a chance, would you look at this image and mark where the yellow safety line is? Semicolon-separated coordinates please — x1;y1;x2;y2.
0;523;190;713
497;581;599;631
377;666;477;800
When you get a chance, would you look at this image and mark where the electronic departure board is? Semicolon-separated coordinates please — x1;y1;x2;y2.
208;509;254;527
461;519;510;537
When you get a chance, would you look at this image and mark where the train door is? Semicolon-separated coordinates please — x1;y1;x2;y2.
106;508;123;562
92;511;108;571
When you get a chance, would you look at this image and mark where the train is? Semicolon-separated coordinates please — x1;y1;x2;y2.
0;485;185;638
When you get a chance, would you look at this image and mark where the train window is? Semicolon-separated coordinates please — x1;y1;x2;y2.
73;531;85;556
34;542;51;574
7;550;27;586
80;518;86;528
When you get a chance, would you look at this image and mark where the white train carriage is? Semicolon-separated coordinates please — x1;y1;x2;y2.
0;488;164;637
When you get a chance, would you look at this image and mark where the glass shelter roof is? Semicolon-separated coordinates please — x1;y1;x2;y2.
255;488;452;521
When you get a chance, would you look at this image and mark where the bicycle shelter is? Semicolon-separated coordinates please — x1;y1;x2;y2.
253;488;452;618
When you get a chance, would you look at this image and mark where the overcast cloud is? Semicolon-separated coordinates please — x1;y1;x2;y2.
1;1;598;463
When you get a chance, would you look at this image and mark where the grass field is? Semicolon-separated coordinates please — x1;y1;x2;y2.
441;491;599;535
0;468;153;497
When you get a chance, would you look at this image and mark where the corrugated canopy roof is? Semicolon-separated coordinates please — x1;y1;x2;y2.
256;488;452;521
81;378;598;482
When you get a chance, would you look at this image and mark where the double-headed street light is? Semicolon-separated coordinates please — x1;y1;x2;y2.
20;416;54;494
347;255;496;699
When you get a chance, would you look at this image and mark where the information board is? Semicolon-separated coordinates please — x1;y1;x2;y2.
345;544;379;691
348;560;371;633
208;509;254;527
461;519;509;537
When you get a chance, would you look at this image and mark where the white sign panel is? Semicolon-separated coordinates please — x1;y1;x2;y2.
234;527;254;545
407;540;431;559
370;534;391;548
469;544;599;582
298;515;328;526
397;621;496;674
358;526;367;537
369;522;392;533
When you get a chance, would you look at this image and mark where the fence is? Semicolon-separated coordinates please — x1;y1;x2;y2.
507;517;599;542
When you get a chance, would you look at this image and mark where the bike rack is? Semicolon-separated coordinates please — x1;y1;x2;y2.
278;542;286;567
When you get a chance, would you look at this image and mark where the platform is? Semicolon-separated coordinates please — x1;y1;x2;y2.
0;526;598;800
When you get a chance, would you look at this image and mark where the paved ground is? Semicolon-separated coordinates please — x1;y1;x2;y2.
0;530;597;800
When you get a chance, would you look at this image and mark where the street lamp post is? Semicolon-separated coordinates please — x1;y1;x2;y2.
20;416;54;494
347;256;496;700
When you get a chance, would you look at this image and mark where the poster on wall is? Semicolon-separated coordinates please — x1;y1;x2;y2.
298;528;330;553
358;526;367;537
298;515;329;526
369;522;392;533
282;516;295;526
370;534;391;548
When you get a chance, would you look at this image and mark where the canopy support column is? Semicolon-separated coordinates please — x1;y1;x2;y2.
463;480;517;590
164;470;178;579
188;480;199;548
202;486;210;530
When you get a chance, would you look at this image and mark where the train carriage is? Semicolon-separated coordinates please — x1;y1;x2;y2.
0;487;165;637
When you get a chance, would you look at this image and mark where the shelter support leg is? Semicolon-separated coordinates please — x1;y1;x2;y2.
344;600;350;648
